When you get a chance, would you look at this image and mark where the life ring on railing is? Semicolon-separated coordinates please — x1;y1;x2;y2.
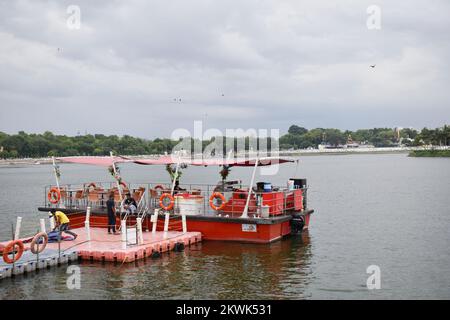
209;192;226;211
48;187;61;204
2;240;24;264
30;232;48;254
159;193;175;211
154;185;166;195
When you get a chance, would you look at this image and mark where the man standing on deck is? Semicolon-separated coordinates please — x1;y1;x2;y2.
50;209;78;239
106;193;118;234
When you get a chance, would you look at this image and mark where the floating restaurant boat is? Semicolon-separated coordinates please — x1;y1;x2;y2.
38;155;314;244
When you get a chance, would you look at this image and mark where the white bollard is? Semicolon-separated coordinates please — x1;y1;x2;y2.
182;214;187;233
85;221;91;241
163;212;170;239
121;220;127;249
151;209;158;234
40;219;46;233
85;207;91;223
85;207;91;241
14;217;22;240
136;218;144;245
49;212;55;230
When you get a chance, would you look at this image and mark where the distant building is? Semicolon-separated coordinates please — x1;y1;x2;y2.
318;144;344;150
0;146;3;153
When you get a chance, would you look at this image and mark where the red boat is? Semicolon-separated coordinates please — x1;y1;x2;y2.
38;155;314;244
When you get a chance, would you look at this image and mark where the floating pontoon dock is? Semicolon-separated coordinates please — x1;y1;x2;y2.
0;227;202;280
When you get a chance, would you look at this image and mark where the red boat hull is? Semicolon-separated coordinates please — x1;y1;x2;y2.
184;219;291;243
39;208;313;244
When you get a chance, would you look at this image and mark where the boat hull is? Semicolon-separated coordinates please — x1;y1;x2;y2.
38;207;313;244
185;219;292;243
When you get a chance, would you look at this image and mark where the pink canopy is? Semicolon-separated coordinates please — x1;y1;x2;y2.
57;155;294;167
57;156;132;167
134;156;294;167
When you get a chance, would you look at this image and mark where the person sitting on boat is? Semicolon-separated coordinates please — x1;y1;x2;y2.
50;209;78;240
124;193;137;215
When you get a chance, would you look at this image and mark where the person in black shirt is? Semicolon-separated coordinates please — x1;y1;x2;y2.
106;193;117;234
124;193;137;215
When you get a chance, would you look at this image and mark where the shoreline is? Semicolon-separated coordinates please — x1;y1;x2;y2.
409;149;450;157
1;146;449;167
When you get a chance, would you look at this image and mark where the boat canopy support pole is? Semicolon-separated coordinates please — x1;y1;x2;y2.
52;156;61;191
110;151;123;210
170;157;181;196
241;159;259;218
52;156;65;208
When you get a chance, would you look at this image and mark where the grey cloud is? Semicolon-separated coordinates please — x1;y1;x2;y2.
0;0;449;138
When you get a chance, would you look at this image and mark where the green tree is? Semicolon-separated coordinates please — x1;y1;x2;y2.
288;125;308;136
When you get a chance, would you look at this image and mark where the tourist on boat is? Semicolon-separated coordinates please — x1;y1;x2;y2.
106;193;117;234
50;209;78;239
173;180;186;194
124;193;137;215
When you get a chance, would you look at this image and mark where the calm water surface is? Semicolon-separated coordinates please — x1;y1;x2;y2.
0;154;449;299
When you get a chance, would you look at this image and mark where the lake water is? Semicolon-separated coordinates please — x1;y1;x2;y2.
0;154;449;299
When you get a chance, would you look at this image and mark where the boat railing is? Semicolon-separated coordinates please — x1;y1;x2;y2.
147;182;307;218
43;181;307;219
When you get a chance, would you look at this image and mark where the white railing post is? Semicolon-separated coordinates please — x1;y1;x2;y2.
14;217;22;240
163;212;170;239
121;220;127;249
152;209;158;234
241;159;259;218
136;218;144;245
182;214;187;233
85;206;91;241
49;213;55;230
40;219;46;233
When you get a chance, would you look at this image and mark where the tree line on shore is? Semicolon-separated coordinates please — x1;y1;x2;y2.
0;125;449;159
279;125;450;150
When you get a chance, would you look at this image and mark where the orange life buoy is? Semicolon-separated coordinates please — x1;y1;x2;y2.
159;193;175;211
48;187;61;204
2;240;24;264
209;192;226;211
30;232;48;254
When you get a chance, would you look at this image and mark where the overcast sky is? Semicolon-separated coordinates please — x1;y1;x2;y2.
0;0;449;138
